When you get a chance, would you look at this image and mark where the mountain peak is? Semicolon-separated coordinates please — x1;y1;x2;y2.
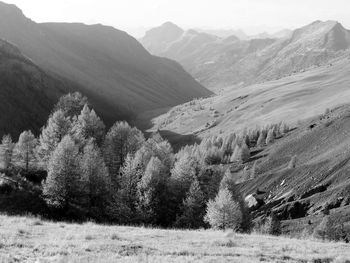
161;21;182;29
0;1;25;19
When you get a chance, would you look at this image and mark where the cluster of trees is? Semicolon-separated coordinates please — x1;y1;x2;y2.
0;92;254;230
180;122;290;182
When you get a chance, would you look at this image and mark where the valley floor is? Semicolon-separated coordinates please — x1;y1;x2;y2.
0;215;349;262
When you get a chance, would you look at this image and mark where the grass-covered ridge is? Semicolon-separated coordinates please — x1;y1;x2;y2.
1;214;349;263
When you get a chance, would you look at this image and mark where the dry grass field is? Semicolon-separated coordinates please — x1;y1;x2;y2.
0;215;350;263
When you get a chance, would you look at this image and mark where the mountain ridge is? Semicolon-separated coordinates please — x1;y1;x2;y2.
0;2;211;130
140;20;350;91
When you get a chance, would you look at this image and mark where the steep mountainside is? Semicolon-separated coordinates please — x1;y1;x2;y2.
141;21;350;91
0;2;211;127
0;39;73;137
239;105;350;234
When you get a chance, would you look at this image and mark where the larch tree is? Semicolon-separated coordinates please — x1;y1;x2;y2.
175;179;206;228
204;188;243;230
137;157;168;225
119;153;144;212
145;137;174;171
15;130;37;171
204;147;223;165
230;142;250;163
80;139;111;215
257;130;267;147
103;121;145;183
0;134;14;169
170;152;199;199
250;161;258;180
37;110;72;165
43;135;82;209
72;104;105;146
220;169;252;232
54;92;89;118
265;129;275;145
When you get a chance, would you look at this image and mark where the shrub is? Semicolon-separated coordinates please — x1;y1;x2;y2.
254;213;281;236
313;214;348;242
265;213;281;235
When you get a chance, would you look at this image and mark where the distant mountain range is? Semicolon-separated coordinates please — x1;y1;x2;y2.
0;2;211;136
195;28;292;40
140;21;350;91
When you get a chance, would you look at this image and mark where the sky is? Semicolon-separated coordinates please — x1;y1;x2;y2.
3;0;350;37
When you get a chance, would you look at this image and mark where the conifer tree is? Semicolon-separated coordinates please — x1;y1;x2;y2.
37;110;71;165
103;121;145;182
137;157;168;225
43;135;82;209
265;129;275;145
54;92;89;118
204;147;223;165
257;130;267;147
221;133;235;156
119;154;144;211
220;169;252;231
80;139;110;215
240;142;250;163
72;104;105;145
15;130;37;171
175;179;206;228
250;161;257;179
0;134;14;169
145;136;174;171
280;123;289;135
204;188;242;230
230;142;250;163
171;152;199;194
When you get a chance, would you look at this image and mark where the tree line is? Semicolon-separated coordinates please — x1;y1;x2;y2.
0;92;290;231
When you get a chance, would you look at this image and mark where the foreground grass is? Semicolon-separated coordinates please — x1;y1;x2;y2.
0;215;349;262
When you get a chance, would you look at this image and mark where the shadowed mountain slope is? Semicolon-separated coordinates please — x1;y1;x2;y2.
0;2;211;127
0;39;74;137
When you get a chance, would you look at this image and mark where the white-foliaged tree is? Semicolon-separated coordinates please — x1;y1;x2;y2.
204;188;243;230
0;134;14;169
72;104;105;145
80;139;110;213
43;135;81;209
37;110;71;165
15;130;37;171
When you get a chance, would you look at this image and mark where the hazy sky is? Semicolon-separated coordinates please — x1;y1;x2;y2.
4;0;350;37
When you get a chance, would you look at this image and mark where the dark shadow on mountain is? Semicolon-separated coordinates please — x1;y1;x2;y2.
145;130;201;152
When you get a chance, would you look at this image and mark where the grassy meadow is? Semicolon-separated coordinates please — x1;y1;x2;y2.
0;215;349;263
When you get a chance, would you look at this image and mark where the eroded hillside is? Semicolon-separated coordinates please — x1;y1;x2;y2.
236;105;350;235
